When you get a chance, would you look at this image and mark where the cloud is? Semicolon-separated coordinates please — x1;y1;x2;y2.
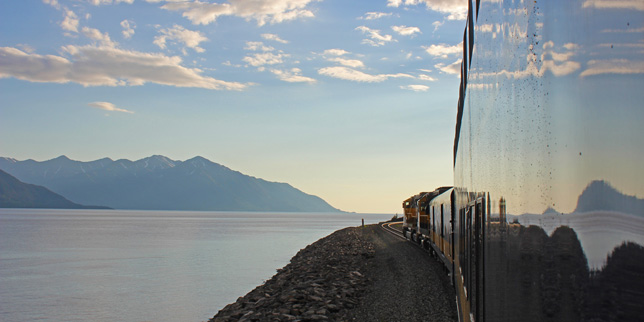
43;0;61;9
580;59;644;77
423;42;462;58
154;24;207;54
417;74;437;81
327;57;364;68
88;101;134;113
88;0;134;5
261;33;289;44
243;52;288;66
82;27;117;47
601;26;644;33
318;66;413;82
121;20;135;39
0;46;248;90
432;20;444;32
391;25;421;36
355;26;395;47
475;43;582;80
582;0;644;10
245;41;275;52
400;84;429;92
270;68;316;83
387;0;467;20
322;49;349;56
359;12;392;20
61;9;79;32
476;23;494;33
160;0;318;26
435;59;461;75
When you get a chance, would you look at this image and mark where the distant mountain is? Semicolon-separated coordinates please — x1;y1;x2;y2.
574;180;644;216
0;155;341;212
0;169;109;209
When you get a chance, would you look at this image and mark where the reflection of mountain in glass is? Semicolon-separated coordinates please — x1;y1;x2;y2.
512;180;644;268
574;180;644;216
486;223;644;321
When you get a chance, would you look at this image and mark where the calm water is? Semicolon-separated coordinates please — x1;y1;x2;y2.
0;209;391;322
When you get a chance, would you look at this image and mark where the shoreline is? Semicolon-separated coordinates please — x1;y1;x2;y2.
209;223;457;321
209;226;375;321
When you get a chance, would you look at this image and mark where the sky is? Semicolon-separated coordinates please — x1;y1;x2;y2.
0;0;469;214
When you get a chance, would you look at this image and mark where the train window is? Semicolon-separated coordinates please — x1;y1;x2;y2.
432;206;436;233
441;204;445;238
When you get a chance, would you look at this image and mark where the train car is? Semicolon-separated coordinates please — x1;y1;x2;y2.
452;0;644;321
402;192;429;241
405;1;644;322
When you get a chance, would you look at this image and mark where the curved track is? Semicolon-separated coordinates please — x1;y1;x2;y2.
380;221;406;241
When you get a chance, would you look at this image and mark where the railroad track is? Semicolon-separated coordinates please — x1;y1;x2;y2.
380;221;406;241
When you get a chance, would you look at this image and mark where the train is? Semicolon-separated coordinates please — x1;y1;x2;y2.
403;1;644;321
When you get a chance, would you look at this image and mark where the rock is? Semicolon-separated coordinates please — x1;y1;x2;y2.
208;227;373;322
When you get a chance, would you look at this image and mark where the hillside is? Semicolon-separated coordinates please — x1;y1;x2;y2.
0;169;109;209
0;155;340;212
574;180;644;216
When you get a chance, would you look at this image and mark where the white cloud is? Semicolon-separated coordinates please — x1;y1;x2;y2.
88;0;134;5
322;49;349;56
432;20;444;32
387;0;467;20
400;84;429;92
88;101;134;113
582;0;644;10
0;46;248;90
17;44;35;53
318;66;413;82
563;43;580;51
601;26;644;33
580;59;644;77
391;25;421;36
387;0;402;6
82;27;117;47
270;68;316;83
417;74;437;81
154;24;207;54
356;26;395;47
121;20;135;39
61;9;79;32
423;42;462;58
245;41;275;52
435;59;461;75
360;12;392;20
243;52;288;66
261;33;289;44
470;42;582;80
477;23;494;33
222;60;241;67
160;0;318;26
327;57;364;68
43;0;61;9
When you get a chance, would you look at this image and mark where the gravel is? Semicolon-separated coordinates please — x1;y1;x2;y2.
208;224;457;322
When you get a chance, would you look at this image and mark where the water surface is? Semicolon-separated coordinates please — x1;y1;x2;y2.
0;209;391;321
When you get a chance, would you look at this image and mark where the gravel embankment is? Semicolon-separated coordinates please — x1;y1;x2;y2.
209;224;457;322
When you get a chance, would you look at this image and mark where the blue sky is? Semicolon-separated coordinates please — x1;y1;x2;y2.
0;0;470;213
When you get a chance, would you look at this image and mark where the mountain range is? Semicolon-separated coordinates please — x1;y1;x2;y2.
0;169;109;209
574;180;644;216
0;155;340;212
